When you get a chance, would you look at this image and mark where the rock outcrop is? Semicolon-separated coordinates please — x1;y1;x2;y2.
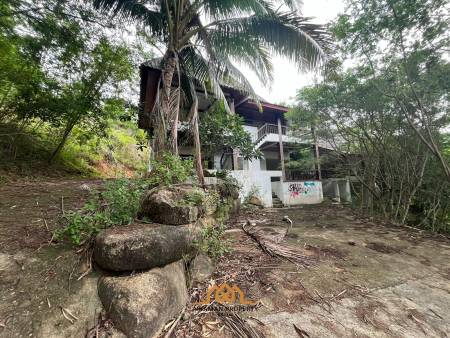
139;185;200;225
98;261;187;338
94;223;198;272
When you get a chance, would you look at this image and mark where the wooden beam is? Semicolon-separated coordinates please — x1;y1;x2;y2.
277;118;286;181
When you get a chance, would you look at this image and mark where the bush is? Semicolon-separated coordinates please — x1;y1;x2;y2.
55;179;149;245
54;154;197;245
194;223;231;260
147;152;194;186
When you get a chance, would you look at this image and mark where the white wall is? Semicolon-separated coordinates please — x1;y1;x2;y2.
279;181;323;205
230;171;273;207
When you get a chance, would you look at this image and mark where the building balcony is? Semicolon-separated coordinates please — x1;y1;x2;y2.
251;123;307;148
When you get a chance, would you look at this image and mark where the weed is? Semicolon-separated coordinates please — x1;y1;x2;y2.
54;179;148;245
194;223;231;260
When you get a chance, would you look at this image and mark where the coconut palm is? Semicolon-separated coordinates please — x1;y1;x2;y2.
92;0;331;183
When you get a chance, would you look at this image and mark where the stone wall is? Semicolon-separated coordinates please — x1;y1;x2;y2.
93;183;239;338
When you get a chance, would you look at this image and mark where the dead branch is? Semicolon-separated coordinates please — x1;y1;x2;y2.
218;311;265;338
241;222;314;267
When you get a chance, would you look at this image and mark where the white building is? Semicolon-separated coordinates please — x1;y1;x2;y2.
139;61;350;208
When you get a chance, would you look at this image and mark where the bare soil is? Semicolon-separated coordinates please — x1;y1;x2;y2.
0;179;105;337
177;204;450;338
1;179;450;338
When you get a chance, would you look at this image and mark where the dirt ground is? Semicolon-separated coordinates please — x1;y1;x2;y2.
0;179;105;338
1;179;450;338
181;205;450;338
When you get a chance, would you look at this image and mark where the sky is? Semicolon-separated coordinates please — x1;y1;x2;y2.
242;0;346;104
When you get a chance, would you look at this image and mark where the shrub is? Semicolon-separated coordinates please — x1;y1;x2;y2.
54;154;197;245
55;179;148;245
183;189;206;206
194;223;231;260
148;152;194;186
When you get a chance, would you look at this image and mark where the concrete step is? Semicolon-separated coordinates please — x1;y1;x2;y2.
272;196;283;208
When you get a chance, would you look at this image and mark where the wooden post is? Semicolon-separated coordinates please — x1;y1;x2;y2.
312;126;322;180
230;99;239;170
277;117;286;181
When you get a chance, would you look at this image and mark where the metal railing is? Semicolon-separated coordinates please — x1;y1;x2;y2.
285;170;319;181
255;123;287;144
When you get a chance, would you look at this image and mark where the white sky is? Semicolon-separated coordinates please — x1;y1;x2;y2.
242;0;345;104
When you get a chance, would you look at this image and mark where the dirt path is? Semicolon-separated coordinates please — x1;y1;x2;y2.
0;179;104;337
183;205;450;338
1;180;450;337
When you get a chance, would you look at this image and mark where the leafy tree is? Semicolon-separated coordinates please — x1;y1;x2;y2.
289;0;450;232
199;101;262;162
0;0;140;164
333;0;450;179
92;0;331;183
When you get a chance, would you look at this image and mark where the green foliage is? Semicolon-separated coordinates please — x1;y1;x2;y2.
55;179;149;245
182;189;206;206
243;185;260;205
287;0;450;233
215;171;241;198
0;118;149;177
194;223;231;260
148;153;194;186
199;100;262;160
0;0;155;173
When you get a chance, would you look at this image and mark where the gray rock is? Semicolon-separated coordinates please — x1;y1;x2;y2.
94;223;198;272
98;261;187;338
248;196;264;207
190;254;214;282
35;273;103;338
0;253;21;285
139;185;200;225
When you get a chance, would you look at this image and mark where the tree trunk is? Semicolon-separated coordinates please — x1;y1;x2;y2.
190;96;204;185
48;119;77;164
154;51;177;157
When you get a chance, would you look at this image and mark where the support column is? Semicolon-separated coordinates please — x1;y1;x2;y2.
312;126;322;180
277;117;286;181
230;99;239;170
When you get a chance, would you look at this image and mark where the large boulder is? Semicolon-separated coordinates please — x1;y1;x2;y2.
94;223;198;272
139;185;200;225
98;261;188;338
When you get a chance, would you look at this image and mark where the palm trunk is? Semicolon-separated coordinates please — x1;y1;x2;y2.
155;51;177;157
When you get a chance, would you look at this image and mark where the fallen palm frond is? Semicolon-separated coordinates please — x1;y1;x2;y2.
241;222;315;267
218;312;265;338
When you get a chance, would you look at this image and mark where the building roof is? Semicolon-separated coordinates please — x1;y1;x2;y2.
139;58;289;129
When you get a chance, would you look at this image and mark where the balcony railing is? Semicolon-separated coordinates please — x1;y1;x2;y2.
285;169;319;181
255;123;287;144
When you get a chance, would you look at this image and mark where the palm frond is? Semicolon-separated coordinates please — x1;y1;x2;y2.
201;0;272;20
212;11;331;71
207;30;274;84
92;0;165;36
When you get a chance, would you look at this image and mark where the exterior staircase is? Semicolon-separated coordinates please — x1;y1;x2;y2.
272;192;283;208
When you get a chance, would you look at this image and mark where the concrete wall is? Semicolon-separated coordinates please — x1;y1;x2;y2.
230;171;273;207
322;179;352;203
278;181;323;205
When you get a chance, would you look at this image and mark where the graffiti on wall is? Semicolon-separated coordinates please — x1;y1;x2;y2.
288;182;317;198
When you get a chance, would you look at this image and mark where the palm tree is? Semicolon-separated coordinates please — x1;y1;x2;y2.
92;0;331;184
